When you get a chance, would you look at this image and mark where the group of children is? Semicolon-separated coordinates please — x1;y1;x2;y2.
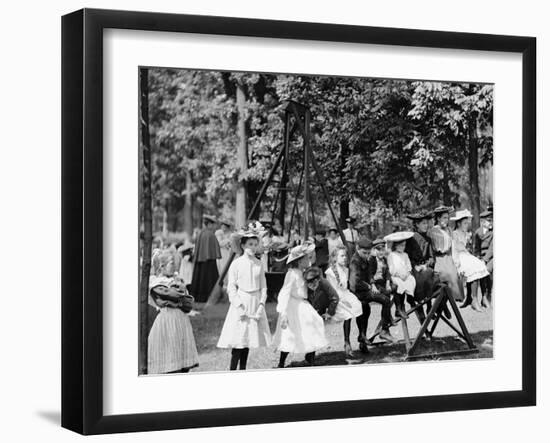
145;206;494;374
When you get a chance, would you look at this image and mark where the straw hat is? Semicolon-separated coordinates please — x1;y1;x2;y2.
286;242;316;264
406;210;433;222
202;214;217;224
230;221;267;254
432;205;454;216
480;210;493;219
384;231;414;243
450;209;473;221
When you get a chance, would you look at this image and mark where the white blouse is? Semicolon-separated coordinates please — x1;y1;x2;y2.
227;254;267;303
325;265;349;290
387;251;412;281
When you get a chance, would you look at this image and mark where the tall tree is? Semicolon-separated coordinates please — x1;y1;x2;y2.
235;80;248;226
139;68;152;375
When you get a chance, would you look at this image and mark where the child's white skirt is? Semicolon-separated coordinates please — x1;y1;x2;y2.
330;289;363;322
273;297;328;354
148;308;199;374
455;252;490;283
217;290;272;349
392;275;416;296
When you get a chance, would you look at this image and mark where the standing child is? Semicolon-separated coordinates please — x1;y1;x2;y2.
273;243;328;367
325;246;363;357
385;232;416;319
451;209;490;312
148;250;199;374
217;222;272;370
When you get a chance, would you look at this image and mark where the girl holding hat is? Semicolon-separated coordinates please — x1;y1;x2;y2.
217;222;272;370
148;250;199;374
384;232;417;319
451;209;490;311
176;234;195;286
325;246;363;357
428;206;464;302
273;242;328;368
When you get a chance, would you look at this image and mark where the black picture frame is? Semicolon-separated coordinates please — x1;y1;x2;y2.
61;8;536;435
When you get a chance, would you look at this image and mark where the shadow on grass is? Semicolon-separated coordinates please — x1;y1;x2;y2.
287;329;493;368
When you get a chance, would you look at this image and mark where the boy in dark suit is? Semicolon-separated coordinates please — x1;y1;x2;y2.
474;209;493;307
349;239;396;351
304;266;339;319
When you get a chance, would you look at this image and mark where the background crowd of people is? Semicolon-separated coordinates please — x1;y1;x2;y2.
145;205;494;374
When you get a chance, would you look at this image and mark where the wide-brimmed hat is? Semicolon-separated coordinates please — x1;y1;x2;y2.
384;231;414;243
327;227;339;234
432;205;454;217
219;219;233;227
270;241;289;253
177;240;194;252
450;209;473;221
406;210;433;222
286;242;316;264
480;210;493;219
372;238;386;249
304;266;322;281
202;214;217;224
230;221;267;254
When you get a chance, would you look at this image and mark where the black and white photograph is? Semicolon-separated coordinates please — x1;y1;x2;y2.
138;68;495;375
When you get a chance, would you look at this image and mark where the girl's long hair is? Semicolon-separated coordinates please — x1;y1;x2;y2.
329;246;348;288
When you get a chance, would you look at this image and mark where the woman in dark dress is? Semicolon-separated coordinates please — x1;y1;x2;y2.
189;215;221;302
405;211;436;324
428;206;463;302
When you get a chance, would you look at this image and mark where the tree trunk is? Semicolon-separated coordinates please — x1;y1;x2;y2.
162;207;168;238
183;169;193;235
139;68;152;375
339;200;350;229
468;114;481;231
235;81;248;227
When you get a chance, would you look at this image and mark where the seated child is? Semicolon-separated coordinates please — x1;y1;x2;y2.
385;232;417;319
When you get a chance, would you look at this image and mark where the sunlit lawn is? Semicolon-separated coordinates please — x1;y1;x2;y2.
148;296;493;373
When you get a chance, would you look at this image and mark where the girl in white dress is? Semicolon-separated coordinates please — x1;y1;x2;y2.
177;239;194;286
217;223;272;370
385;232;416;319
273;242;328;367
325;246;363;357
451;209;490;312
148;251;199;374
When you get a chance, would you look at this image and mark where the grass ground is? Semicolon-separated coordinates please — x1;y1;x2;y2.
147;297;493;372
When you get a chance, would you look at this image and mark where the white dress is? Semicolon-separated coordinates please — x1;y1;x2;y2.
387;251;416;296
147;275;199;374
452;230;490;283
272;268;328;353
324;265;363;321
217;254;272;349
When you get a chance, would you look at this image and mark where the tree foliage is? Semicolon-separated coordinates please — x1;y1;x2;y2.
145;69;493;233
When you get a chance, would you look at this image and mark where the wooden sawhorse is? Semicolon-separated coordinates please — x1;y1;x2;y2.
368;284;479;360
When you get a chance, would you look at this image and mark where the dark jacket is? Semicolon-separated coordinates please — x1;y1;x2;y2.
405;232;434;268
349;252;371;300
367;255;391;285
307;277;339;316
314;238;330;267
473;227;493;262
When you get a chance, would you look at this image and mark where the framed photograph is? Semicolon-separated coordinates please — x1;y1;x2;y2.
62;8;536;435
